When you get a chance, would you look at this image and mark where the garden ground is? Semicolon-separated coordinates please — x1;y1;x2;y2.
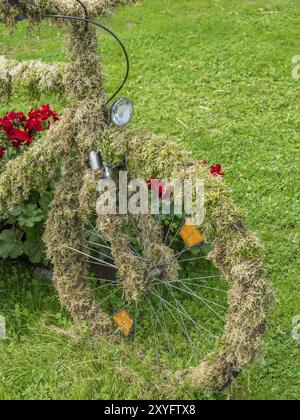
0;0;299;400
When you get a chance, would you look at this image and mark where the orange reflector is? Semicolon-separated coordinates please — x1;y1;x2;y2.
113;309;134;337
179;222;205;248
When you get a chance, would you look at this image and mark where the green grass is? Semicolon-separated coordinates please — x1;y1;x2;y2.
0;0;300;400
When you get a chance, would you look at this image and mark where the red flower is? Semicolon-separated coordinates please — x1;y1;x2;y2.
201;160;207;166
8;128;31;143
28;109;43;120
210;163;225;177
25;118;44;133
145;177;172;199
52;113;60;122
0;147;5;158
0;116;14;133
6;112;26;123
0;104;59;157
28;104;60;123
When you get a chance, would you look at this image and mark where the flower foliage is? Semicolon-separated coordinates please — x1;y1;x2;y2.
0;105;59;160
0;105;59;263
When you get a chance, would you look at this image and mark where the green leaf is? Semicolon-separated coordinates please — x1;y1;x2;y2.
23;239;44;264
5;215;18;225
17;204;44;228
0;229;24;259
6;206;23;225
39;191;53;212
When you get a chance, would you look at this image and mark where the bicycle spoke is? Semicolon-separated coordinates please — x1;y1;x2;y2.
175;246;190;259
83;259;117;270
146;296;160;360
147;294;172;353
87;240;111;251
182;282;227;310
169;283;226;322
151;288;216;342
168;220;183;248
163;283;195;352
83;276;121;285
156;283;173;353
129;244;145;259
82;243;115;262
155;279;227;294
85;221;110;248
93;283;116;291
178;256;207;263
163;214;175;245
67;246;117;269
170;281;227;311
98;286;121;307
129;294;148;344
173;275;222;282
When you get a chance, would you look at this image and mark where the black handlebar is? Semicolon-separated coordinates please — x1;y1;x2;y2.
43;14;130;105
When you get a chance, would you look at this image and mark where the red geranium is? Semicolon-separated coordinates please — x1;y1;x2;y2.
6;112;27;124
145;177;172;199
8;128;30;143
0;104;60;159
0;116;14;133
210;163;225;177
28;104;59;122
25;118;44;133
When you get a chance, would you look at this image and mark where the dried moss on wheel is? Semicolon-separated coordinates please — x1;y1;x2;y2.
0;0;274;393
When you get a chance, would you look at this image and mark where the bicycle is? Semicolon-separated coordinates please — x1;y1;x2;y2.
0;0;274;392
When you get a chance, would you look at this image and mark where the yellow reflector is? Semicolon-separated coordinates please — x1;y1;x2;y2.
179;222;205;248
113;309;134;337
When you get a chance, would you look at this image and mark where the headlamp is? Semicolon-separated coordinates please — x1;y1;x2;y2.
110;97;134;127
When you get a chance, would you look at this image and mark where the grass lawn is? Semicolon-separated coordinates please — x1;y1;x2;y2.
0;0;299;400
